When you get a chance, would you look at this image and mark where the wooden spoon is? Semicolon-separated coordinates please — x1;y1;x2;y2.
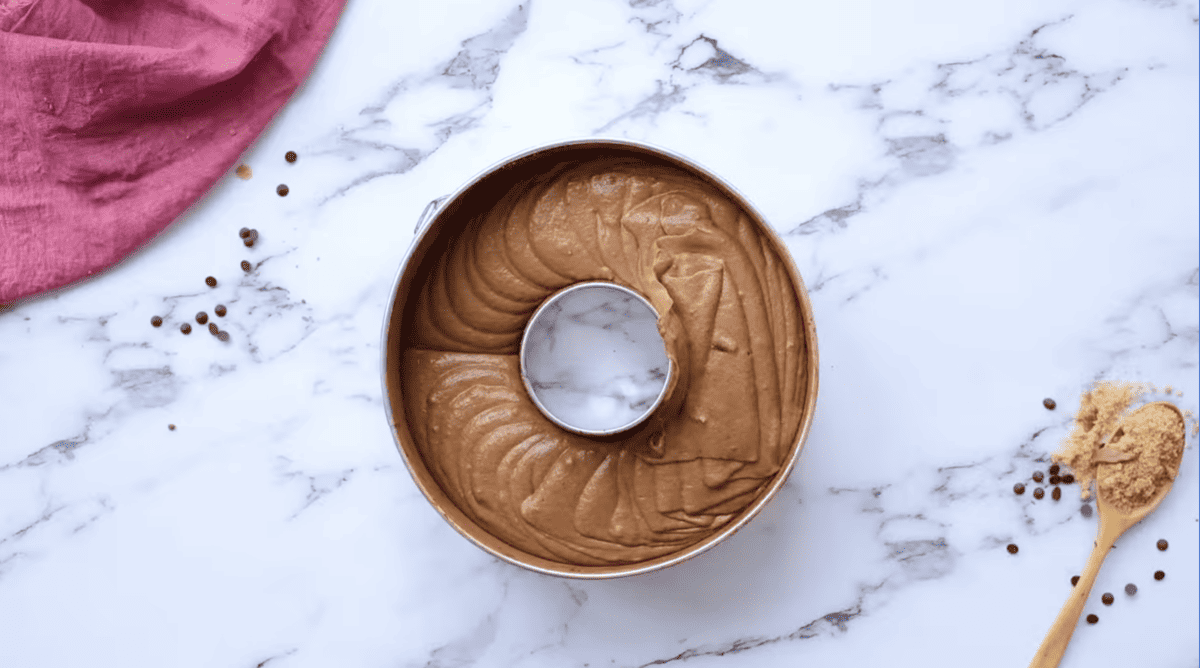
1028;401;1186;668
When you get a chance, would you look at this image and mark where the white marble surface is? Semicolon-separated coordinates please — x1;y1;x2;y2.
1;0;1198;666
522;282;669;434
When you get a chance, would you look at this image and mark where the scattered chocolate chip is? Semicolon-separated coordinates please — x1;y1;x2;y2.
239;227;251;239
1062;474;1075;484
285;150;297;163
1071;575;1080;586
1033;487;1045;499
205;276;217;287
195;311;208;325
1052;487;1062;501
168;424;176;431
1044;398;1056;410
235;164;252;180
1013;483;1025;495
241;260;252;272
1154;570;1165;581
1081;504;1093;518
1032;471;1044;483
1049;474;1061;485
1102;593;1113;605
1049;464;1060;475
1086;614;1098;624
276;184;289;197
1157;539;1168;551
1007;544;1018;554
150;315;163;327
217;331;230;342
208;322;219;335
1125;584;1137;595
180;323;192;335
244;236;255;248
214;304;227;317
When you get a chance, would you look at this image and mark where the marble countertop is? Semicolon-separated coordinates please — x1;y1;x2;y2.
1;1;1197;666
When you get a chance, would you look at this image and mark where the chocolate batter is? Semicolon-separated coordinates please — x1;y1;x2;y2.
403;158;807;565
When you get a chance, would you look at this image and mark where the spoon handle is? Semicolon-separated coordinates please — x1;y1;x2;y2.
1027;519;1123;668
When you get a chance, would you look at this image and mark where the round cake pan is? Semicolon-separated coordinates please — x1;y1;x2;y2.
381;138;820;578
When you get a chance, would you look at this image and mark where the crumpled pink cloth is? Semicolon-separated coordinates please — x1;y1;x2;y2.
0;0;346;303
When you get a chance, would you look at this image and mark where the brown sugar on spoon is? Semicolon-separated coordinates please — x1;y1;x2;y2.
1051;381;1148;501
1094;403;1185;513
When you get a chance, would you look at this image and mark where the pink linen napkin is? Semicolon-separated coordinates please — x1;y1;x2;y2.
0;0;346;303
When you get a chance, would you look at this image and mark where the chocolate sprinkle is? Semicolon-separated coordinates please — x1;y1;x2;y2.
1052;486;1062;501
1125;584;1137;595
1033;487;1045;499
150;315;162;327
276;184;289;197
1157;539;1168;551
1049;464;1060;475
1154;570;1165;581
239;227;251;239
180;323;191;335
208;322;219;335
241;260;252;272
1007;544;1018;554
1032;471;1044;483
1013;483;1025;495
1044;398;1056;410
195;312;208;325
1071;575;1080;586
1086;614;1098;624
214;305;227;317
1101;593;1113;605
285;151;297;163
205;276;217;288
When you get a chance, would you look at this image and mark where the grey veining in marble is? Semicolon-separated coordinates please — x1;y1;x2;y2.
522;283;669;434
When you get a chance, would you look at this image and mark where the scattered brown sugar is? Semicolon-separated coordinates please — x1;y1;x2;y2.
1156;539;1168;551
1007;544;1018;554
1086;614;1098;624
150;315;162;327
168;424;176;431
1096;403;1184;513
276;184;289;197
1101;592;1113;605
235;164;252;180
180;323;191;335
1053;381;1150;502
285;151;297;163
1033;487;1045;499
214;305;227;317
1013;483;1025;495
1044;398;1057;410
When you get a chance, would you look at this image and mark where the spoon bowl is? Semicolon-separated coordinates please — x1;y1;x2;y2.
1028;401;1186;668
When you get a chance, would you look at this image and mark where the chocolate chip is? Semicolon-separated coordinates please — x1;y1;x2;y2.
239;227;251;239
168;424;176;431
1052;487;1062;501
1157;539;1168;551
217;331;230;342
1102;593;1113;605
180;323;192;335
208;322;219;335
285;151;297;163
1007;544;1018;554
214;304;226;317
1154;570;1165;581
1062;474;1075;484
1032;471;1044;483
1044;398;1056;410
1049;474;1061;485
205;276;217;287
195;312;208;325
1081;504;1093;518
1049;464;1060;475
241;260;252;272
276;184;289;197
1071;575;1080;586
1013;483;1025;495
1125;584;1137;595
1086;614;1098;624
1033;487;1045;499
150;315;163;327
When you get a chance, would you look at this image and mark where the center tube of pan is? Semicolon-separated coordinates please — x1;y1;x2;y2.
520;282;672;436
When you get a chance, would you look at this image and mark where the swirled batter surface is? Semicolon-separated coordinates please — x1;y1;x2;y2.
403;158;807;565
